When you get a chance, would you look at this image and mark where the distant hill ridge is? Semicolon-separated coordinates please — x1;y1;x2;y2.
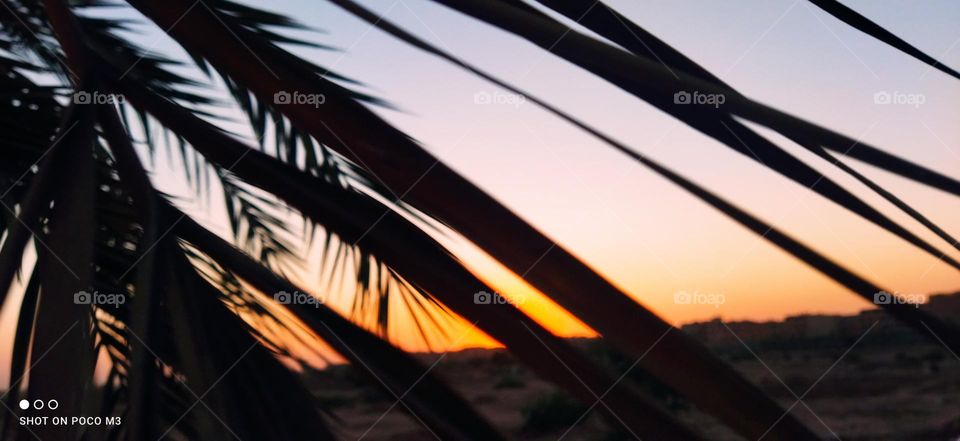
681;292;960;351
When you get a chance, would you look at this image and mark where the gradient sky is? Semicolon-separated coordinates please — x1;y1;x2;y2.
272;0;960;346
2;0;959;375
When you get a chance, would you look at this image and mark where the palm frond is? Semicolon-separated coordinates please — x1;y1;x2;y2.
0;0;68;75
97;96;339;440
0;123;64;305
118;2;832;438
174;210;512;441
3;1;958;440
1;269;39;438
333;0;960;356
25;100;98;439
526;0;960;254
99;93;500;438
160;239;338;441
434;0;960;272
71;2;422;294
106;65;707;438
108;71;447;344
809;0;960;81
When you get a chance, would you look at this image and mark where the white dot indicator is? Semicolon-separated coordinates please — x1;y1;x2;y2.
18;400;28;410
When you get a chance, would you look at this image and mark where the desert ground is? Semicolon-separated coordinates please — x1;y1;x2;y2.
306;300;960;440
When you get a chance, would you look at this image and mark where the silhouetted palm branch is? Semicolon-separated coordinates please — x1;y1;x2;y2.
0;1;957;440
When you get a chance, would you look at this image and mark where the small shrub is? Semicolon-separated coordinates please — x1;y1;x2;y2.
315;393;352;409
494;368;526;389
521;392;587;434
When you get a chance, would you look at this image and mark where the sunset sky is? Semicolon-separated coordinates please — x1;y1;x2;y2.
2;0;958;375
277;0;960;350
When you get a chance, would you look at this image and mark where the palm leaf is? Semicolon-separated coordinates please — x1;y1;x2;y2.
0;72;70;307
528;0;959;253
116;2;830;438
100;92;339;440
809;0;960;81
3;1;957;440
105;64;444;344
174;210;512;441
99;71;501;440
339;0;960;354
160;239;338;440
2;269;39;439
98;102;169;439
110;67;704;439
432;0;959;272
26;102;97;440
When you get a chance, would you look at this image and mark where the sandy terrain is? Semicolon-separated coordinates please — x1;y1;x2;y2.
306;319;960;440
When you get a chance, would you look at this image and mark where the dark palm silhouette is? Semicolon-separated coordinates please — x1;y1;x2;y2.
0;0;957;439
